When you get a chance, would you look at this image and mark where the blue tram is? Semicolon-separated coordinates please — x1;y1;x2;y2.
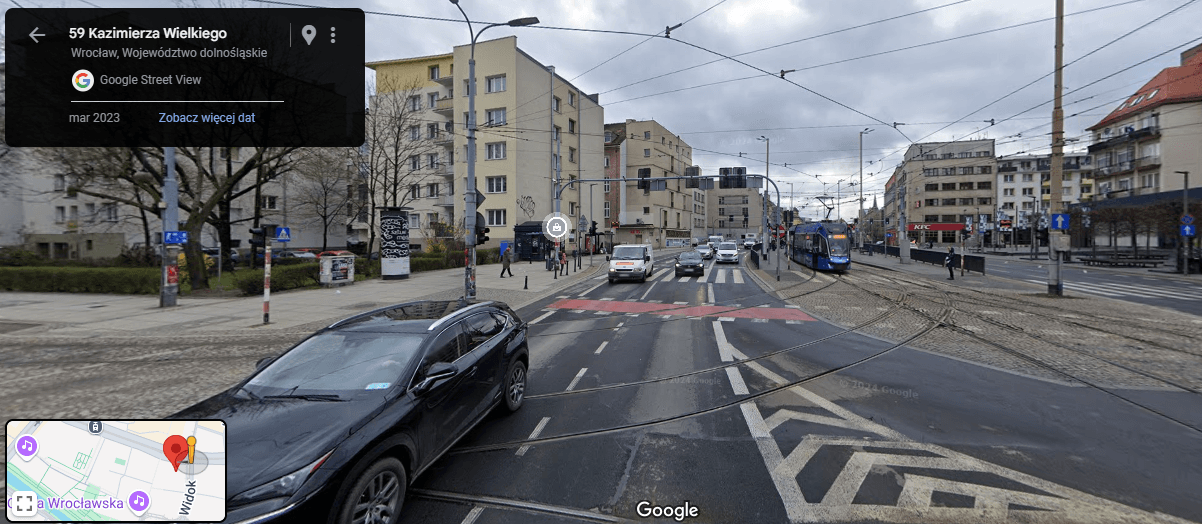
790;221;852;271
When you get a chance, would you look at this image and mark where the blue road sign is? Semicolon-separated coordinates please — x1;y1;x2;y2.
163;231;188;244
886;233;893;237
1051;213;1070;230
274;226;292;242
1183;214;1194;225
1183;224;1197;237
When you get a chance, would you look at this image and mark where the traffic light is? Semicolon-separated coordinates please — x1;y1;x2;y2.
474;212;490;245
589;221;598;236
248;224;277;248
637;168;651;190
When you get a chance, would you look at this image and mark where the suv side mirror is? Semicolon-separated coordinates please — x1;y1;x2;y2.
413;362;458;395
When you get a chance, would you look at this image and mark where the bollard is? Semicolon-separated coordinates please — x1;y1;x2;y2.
524;275;528;289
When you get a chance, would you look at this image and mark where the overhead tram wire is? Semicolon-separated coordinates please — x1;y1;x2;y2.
863;0;1200;173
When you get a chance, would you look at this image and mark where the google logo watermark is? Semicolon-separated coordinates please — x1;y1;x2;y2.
73;69;93;92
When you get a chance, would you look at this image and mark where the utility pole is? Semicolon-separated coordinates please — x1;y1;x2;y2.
758;136;770;268
898;171;909;264
1047;0;1066;295
858;128;872;250
160;147;179;307
1180;170;1191;276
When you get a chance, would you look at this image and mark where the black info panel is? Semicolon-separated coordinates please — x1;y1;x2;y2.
5;8;365;147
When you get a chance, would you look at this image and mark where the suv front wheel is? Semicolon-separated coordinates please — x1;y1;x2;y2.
334;457;405;524
504;358;527;412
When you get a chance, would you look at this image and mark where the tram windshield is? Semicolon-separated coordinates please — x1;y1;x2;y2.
827;233;850;256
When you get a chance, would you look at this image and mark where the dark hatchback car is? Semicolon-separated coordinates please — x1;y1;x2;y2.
674;251;705;277
170;300;529;524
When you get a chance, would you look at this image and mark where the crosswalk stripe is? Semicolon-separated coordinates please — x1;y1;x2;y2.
1102;281;1202;300
716;270;727;284
1026;279;1122;297
733;269;745;284
678;276;693;283
652;268;671;281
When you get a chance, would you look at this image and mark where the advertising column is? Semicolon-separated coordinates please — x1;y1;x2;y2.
379;207;411;280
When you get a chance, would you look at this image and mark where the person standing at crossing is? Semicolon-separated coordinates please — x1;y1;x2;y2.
500;246;514;278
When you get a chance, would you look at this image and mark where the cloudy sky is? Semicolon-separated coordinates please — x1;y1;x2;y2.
7;0;1200;219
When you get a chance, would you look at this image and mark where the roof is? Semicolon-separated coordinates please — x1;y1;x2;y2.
1089;47;1202;130
365;52;453;70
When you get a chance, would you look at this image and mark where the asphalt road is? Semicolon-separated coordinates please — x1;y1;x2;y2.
396;252;1202;524
984;258;1202;316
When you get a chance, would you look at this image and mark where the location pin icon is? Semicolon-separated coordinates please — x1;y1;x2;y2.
302;25;316;45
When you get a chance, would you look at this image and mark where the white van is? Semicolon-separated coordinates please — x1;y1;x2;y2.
607;244;655;284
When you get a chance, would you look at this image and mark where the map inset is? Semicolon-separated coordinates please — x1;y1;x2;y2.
6;420;226;522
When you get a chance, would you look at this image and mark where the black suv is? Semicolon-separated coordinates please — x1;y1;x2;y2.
171;300;529;524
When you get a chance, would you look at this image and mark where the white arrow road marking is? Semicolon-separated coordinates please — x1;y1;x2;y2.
713;323;1192;523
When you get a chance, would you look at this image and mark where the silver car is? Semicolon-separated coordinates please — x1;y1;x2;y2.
715;242;740;264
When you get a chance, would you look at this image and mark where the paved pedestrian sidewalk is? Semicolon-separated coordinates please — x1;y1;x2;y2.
0;258;609;338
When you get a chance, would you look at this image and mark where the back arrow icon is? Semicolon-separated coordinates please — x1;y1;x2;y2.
30;27;45;43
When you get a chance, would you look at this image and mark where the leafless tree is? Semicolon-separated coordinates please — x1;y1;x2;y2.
291;148;354;251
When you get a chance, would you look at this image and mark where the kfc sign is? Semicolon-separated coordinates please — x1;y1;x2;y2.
907;223;967;232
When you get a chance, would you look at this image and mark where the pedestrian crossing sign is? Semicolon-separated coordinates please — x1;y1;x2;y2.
275;226;292;242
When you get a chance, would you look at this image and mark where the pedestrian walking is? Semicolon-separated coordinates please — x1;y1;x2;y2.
500;246;514;278
945;246;955;280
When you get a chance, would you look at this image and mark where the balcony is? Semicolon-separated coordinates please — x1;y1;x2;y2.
433;97;454;115
433;132;454;147
1087;125;1160;152
431;72;454;87
437;194;455;208
997;166;1018;172
1137;155;1160;170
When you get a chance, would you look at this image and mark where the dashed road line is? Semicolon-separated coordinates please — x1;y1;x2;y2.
640;283;657;301
708;283;716;304
515;416;551;457
578;280;607;297
594;341;608;355
459;506;484;524
566;368;587;391
528;311;555;325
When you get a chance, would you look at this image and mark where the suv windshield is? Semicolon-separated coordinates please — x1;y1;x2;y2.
246;332;424;396
611;246;645;260
718;243;737;250
679;252;701;262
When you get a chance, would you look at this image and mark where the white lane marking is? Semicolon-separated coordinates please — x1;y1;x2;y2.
1102;281;1201;300
640;282;657;301
566;368;587;391
678;276;693;282
653;268;672;281
595;341;608;354
515;416;551;456
716;270;727;284
600;297;615;301
528;311;555;325
617;322;624;327
718;317;735;322
674;301;689;305
698;267;711;283
594;311;611;315
714;321;737;362
571;310;585;314
752;319;768;323
579;280;607;297
726;367;749;395
708;283;716;304
786;320;802;324
460;506;485;524
733;269;745;284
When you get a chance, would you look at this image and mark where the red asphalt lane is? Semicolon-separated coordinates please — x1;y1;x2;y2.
548;299;815;321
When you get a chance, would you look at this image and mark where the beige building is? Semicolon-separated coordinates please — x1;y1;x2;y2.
365;36;604;250
1086;44;1202;200
602;119;697;246
897;139;998;246
705;173;772;243
996;153;1093;245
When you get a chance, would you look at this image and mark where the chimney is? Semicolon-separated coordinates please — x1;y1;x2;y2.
1182;42;1202;65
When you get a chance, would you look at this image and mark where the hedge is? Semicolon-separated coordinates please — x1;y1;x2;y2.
236;262;321;295
0;266;160;294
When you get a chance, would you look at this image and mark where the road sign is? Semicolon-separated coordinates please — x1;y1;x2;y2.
274;226;291;242
1051;213;1069;230
1184;224;1197;237
1183;214;1194;225
163;231;188;244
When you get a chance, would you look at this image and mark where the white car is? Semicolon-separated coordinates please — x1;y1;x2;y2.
743;238;756;249
715;242;740;264
608;244;655;283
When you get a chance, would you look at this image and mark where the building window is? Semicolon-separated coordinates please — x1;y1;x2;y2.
485;108;506;126
486;176;507;193
260;196;278;210
978;198;991;205
463;79;470;96
427;213;439;226
55;206;65;223
978;166;992;174
103;203;118;222
644;131;651;139
427;153;439;169
568;92;576;107
644;149;651;157
604;201;611;218
605;131;613;142
959;167;973;175
410;184;421;199
54;175;66;191
85;203;95;222
941;183;956;191
1022;174;1033;182
429;65;440;79
604;179;611;192
486;75;506;93
553;155;560;171
426;183;439;197
1004;174;1014;182
552;97;561;113
1063;173;1073;181
1022;188;1034;196
959;198;973;205
487;209;506;226
569;147;576;163
1004;188;1015;196
407;96;420;111
410;213;421;228
924;215;939;222
604;157;610;168
428;93;438;108
959;182;973;190
924;199;938;207
568;119;576;134
925;183;939;191
643;207;650;215
941;198;956;206
569;202;577;216
409;156;420;171
486;142;506;160
977;181;991;190
427;123;438;139
409;126;420;141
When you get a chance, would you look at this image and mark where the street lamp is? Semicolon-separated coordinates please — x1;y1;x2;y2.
858;128;873;249
1176;170;1191;276
450;0;539;302
1028;194;1039;259
757;136;771;267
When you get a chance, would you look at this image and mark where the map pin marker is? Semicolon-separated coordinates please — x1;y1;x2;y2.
163;435;189;472
302;25;316;45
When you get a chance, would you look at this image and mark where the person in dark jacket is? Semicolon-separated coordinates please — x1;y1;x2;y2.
945;246;955;280
500;247;513;278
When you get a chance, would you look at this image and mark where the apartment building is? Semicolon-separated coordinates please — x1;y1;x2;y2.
603;119;696;246
1086;43;1202;201
995;153;1093;244
365;36;604;251
705;180;771;242
898;139;997;246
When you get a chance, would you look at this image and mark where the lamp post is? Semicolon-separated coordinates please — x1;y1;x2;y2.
1028;195;1039;259
589;183;596;266
757;136;770;267
858;128;872;250
450;0;538;301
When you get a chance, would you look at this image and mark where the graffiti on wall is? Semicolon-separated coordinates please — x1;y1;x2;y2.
518;196;537;219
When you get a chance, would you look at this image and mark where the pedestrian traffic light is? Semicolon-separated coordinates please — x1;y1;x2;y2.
248;224;277;247
589;221;597;235
474;212;490;245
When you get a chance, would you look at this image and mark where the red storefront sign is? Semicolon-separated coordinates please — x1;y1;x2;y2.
907;223;966;231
